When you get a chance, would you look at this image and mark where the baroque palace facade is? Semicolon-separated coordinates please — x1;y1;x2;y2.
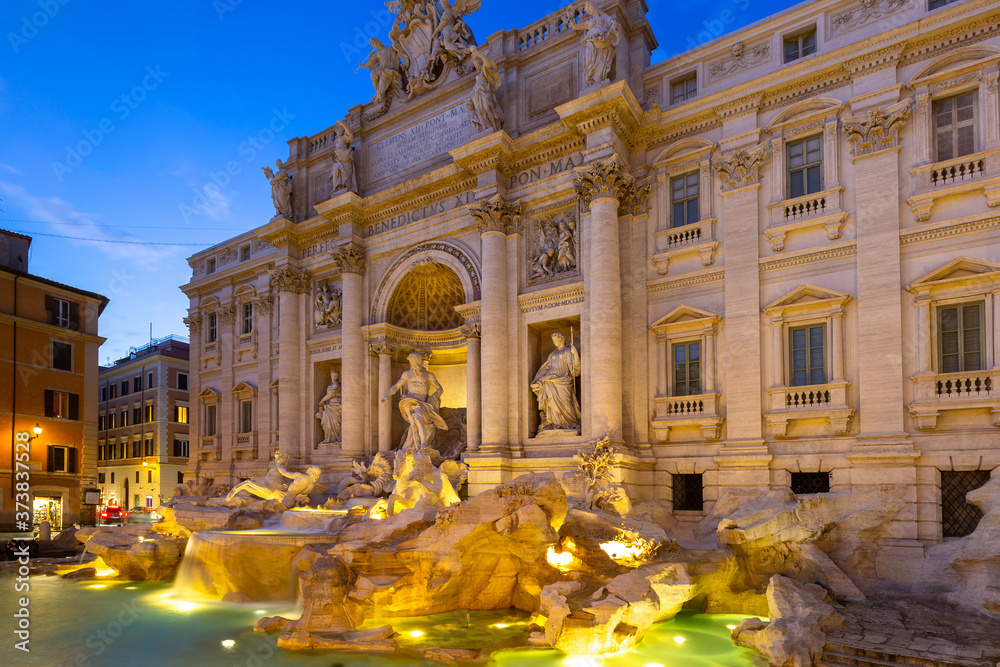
183;0;1000;576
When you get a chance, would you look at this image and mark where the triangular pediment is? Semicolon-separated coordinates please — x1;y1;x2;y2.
232;380;258;393
765;284;850;312
909;257;1000;288
652;305;720;329
198;387;220;400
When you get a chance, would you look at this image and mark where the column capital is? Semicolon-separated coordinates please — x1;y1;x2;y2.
619;180;651;217
270;264;311;294
712;143;767;192
369;342;396;357
183;314;202;335
470;194;522;236
574;155;633;206
333;242;366;276
844;100;911;157
460;323;481;339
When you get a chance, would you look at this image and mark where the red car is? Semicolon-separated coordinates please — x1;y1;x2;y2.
98;506;129;525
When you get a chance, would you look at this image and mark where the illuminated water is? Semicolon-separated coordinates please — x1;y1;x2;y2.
0;576;765;666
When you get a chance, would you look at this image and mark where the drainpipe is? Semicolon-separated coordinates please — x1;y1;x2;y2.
9;275;20;508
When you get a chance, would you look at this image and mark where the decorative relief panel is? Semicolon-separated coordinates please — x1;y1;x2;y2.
831;0;909;35
528;211;579;286
314;280;343;331
709;41;770;81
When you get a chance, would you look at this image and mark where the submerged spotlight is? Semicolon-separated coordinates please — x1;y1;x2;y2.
409;630;424;638
221;639;236;648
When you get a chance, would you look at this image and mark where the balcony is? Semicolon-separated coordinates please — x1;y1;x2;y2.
765;187;846;252
651;393;723;441
907;148;1000;222
232;432;259;458
651;218;719;275
909;369;1000;430
766;381;852;437
201;341;221;370
234;331;258;363
200;436;221;460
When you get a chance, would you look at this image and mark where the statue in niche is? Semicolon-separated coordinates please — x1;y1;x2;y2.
359;37;403;104
380;351;448;452
330;120;357;193
315;280;342;328
316;369;342;444
531;331;581;435
335;452;393;501
225;450;323;507
386;449;460;515
530;215;577;281
262;159;292;219
566;1;621;88
465;45;504;133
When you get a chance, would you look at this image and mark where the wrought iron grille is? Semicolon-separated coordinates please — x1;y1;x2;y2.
791;471;830;495
673;473;703;511
941;469;991;538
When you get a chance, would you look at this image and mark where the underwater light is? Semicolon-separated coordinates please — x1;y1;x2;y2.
88;584;107;589
727;624;737;629
221;640;236;648
409;630;424;638
174;601;198;612
493;623;509;628
674;636;685;644
546;546;576;571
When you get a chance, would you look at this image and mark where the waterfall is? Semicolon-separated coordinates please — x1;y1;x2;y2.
171;530;340;602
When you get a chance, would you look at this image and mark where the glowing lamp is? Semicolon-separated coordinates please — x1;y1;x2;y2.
32;424;42;436
408;630;424;638
221;640;236;648
546;546;576;572
673;636;685;644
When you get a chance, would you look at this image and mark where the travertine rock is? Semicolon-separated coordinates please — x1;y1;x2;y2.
76;526;184;581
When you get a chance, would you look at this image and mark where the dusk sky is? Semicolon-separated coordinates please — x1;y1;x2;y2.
1;0;793;363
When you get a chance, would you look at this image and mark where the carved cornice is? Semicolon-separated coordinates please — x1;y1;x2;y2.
899;12;1000;68
333;242;367;276
270;265;311;294
844;100;911;157
900;214;1000;246
574;156;634;206
517;282;584;315
832;0;910;36
459;324;481;339
709;41;771;80
715;92;763;121
759;242;857;272
712;144;767;192
843;42;907;79
647;269;725;295
470;194;522;236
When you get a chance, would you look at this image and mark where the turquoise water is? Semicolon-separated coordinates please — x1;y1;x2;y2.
0;576;765;666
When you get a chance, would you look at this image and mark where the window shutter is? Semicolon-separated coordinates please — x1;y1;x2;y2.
68;448;78;474
173;405;179;422
69;302;80;330
44;389;54;418
47;445;55;471
69;393;79;420
44;295;56;324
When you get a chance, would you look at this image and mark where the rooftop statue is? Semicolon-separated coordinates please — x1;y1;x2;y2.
262;159;292;219
358;37;403;104
465;45;504;132
329;120;357;193
381;351;448;452
566;1;621;89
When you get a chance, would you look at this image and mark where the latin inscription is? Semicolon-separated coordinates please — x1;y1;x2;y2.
367;106;480;183
366;191;476;238
509;152;585;189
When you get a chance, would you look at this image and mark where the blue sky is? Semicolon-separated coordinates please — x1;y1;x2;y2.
1;0;791;362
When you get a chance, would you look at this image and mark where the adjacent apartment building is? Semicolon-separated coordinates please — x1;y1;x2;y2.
0;229;108;530
97;335;191;509
181;0;1000;580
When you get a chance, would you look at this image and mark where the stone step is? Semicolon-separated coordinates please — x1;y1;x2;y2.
821;642;989;667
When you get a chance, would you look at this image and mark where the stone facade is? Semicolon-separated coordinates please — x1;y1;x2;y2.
181;0;1000;582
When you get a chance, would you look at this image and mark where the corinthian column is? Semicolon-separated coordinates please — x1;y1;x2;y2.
270;265;310;460
470;195;521;451
334;242;367;456
575;156;633;440
461;324;482;453
372;342;395;453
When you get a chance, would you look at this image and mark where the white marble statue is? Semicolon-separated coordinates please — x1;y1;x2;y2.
359;37;403;104
336;452;394;502
330;120;357;193
316;369;342;444
380;351;448;452
566;1;621;88
531;332;581;435
386;0;480;97
386;449;460;515
262;159;292;219
465;45;504;133
226;451;322;507
315;280;342;328
432;0;475;62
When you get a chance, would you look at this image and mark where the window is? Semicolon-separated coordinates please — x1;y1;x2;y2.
121;380;129;396
98;415;105;431
135;471;140;483
176;405;189;424
120;410;128;427
783;27;816;63
206;405;217;436
53;298;71;328
670;74;696;105
132;440;141;458
48;446;76;473
929;0;959;9
107;413;116;429
110;384;117;399
98;472;106;484
132;407;140;425
672;342;701;397
208;313;218;342
941;470;990;537
147;470;153;484
790;324;826;386
670;172;699;228
101;386;108;402
110;472;115;483
145;438;154;456
52;342;72;371
148;371;154;387
133;494;140;507
46;390;77;420
240;244;251;261
934;92;976;162
242;303;254;334
207;258;216;273
177;373;188;391
791;471;830;495
145;405;154;422
177;471;184;484
174;439;189;458
240;400;253;434
119;442;126;459
673;473;703;511
787;135;822;199
938;302;983;373
134;377;141;393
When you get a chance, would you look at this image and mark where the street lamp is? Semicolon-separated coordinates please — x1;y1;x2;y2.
32;424;42;437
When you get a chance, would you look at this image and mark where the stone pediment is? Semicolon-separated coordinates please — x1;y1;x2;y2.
651;305;720;334
764;96;844;132
197;387;221;402
907;257;1000;291
232;380;258;394
908;47;1000;85
765;285;850;315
